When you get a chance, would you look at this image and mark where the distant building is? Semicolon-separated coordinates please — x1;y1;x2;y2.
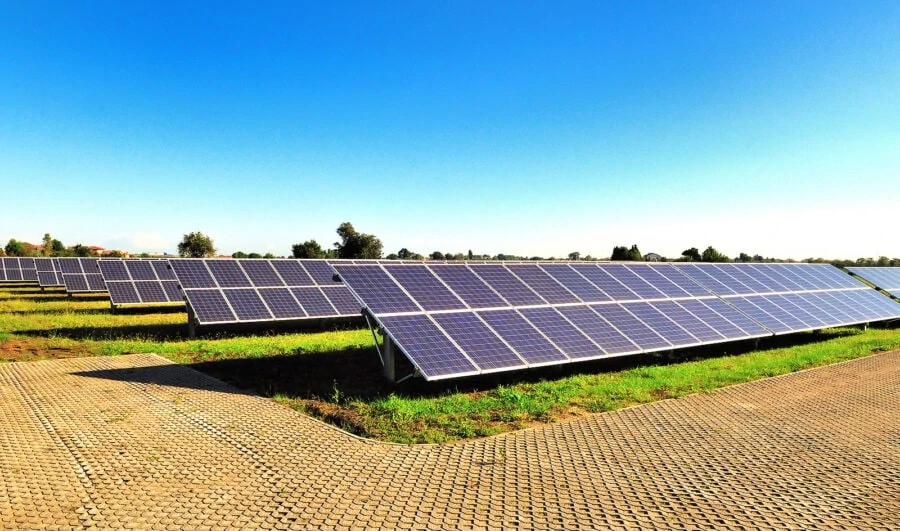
644;252;663;262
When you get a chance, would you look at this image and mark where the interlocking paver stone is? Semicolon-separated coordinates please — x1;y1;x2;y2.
1;352;898;529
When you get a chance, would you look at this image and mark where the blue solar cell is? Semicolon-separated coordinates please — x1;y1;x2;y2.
206;261;252;288
1;257;16;268
152;261;176;281
302;261;339;284
161;281;183;303
58;258;82;274
621;302;699;347
509;264;583;304
674;264;737;295
592;304;674;351
769;294;828;328
536;264;608;303
98;260;130;281
699;264;753;295
80;259;101;275
477;309;569;365
754;296;813;330
258;288;306;319
725;297;794;333
653;264;711;297
741;265;793;292
518;307;602;359
63;275;88;292
651;300;724;342
4;269;22;281
427;265;508;308
715;265;773;293
802;292;856;323
556;305;640;356
383;265;466;311
271;260;315;286
625;265;693;298
570;265;639;301
599;265;668;299
187;289;236;323
107;282;141;304
779;293;839;327
33;258;53;272
37;271;62;287
332;265;420;314
432;313;525;371
127;260;157;281
170;260;217;289
86;274;107;291
291;287;339;317
674;299;747;340
469;265;546;306
696;298;771;337
842;290;900;320
321;286;361;315
849;267;900;290
223;288;273;321
135;282;169;304
379;314;478;379
240;260;285;287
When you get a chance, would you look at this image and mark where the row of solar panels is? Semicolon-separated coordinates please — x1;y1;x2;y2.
332;262;900;380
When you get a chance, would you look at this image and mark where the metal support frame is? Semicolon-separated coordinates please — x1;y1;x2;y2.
363;311;415;383
187;305;197;338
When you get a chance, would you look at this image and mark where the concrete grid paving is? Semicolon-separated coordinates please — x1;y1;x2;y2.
0;351;898;530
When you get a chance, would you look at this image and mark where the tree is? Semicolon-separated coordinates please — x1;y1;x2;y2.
467;249;474;260
292;240;324;259
247;252;262;259
568;251;580;261
611;244;642;261
334;222;383;259
737;252;752;263
397;248;413;259
4;239;27;257
701;246;730;262
71;244;92;257
681;247;701;261
42;233;53;257
177;231;216;258
107;250;123;258
51;239;66;256
263;253;275;259
430;251;445;260
232;251;248;258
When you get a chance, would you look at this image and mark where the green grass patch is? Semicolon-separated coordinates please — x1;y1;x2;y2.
3;285;899;443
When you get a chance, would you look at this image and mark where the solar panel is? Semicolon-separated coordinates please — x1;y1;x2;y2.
848;267;900;299
58;258;107;294
97;259;183;307
34;258;64;287
0;257;38;283
167;259;362;327
335;262;900;381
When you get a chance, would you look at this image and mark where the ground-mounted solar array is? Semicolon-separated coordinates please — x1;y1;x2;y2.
34;258;64;288
97;259;183;308
335;262;900;380
167;259;362;327
58;257;108;294
0;257;38;283
847;267;900;299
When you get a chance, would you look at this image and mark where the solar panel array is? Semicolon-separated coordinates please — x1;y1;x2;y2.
334;262;900;380
847;267;900;299
58;257;108;293
167;259;362;325
34;258;64;287
97;259;183;307
0;257;38;283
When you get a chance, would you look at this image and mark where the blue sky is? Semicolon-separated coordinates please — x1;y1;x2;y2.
2;1;898;259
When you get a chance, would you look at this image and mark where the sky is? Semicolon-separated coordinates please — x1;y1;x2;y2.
1;1;898;260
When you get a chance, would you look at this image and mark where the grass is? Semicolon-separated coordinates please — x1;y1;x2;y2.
2;285;899;443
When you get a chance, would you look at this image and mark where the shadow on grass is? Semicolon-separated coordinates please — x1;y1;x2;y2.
17;323;189;341
70;327;870;403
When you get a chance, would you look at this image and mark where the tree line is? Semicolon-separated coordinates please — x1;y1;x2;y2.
4;227;898;267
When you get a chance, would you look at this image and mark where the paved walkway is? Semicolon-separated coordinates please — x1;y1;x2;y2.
1;352;898;530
